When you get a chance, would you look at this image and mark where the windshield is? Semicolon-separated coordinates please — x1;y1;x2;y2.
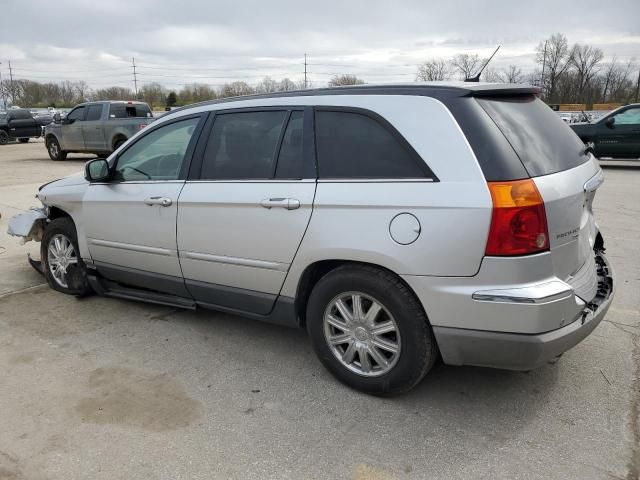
477;95;589;177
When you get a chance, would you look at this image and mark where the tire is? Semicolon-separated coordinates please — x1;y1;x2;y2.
46;137;67;161
41;217;92;297
306;264;438;395
0;130;8;145
113;138;126;150
18;138;29;143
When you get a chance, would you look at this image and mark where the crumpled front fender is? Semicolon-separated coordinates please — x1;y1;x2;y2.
7;207;47;244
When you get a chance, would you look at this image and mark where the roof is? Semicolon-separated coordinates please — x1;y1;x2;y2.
171;82;541;115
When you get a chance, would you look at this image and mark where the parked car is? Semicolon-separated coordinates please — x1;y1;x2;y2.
571;103;640;158
8;83;614;395
0;108;50;145
43;100;154;160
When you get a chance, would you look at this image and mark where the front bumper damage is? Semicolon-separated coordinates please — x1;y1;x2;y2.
7;207;47;275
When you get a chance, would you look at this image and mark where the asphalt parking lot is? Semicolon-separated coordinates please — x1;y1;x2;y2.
0;140;638;480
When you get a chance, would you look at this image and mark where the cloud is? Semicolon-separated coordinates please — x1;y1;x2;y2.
1;0;639;89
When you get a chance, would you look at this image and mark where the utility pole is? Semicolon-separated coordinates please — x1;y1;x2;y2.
304;53;308;89
635;65;640;103
132;57;138;99
8;60;14;104
0;62;5;110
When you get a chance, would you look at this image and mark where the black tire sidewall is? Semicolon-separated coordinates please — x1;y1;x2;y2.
41;218;91;296
47;137;66;161
306;266;435;395
0;131;8;145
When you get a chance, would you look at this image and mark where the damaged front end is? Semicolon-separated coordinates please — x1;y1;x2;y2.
7;207;48;244
7;207;48;275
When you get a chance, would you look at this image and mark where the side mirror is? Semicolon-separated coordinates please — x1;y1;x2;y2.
53;113;61;124
605;116;615;128
85;158;110;182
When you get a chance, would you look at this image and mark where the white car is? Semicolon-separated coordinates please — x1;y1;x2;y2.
8;83;614;395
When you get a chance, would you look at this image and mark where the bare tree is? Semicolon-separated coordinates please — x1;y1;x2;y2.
536;33;575;102
500;65;524;83
328;74;364;87
74;81;89;102
140;82;167;107
451;54;483;80
571;44;604;98
219;81;254;98
256;76;279;93
482;67;501;83
278;78;297;91
416;59;450;81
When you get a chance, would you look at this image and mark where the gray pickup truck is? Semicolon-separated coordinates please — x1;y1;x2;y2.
43;101;155;160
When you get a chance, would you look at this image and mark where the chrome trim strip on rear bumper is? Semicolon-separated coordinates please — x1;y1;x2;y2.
182;251;289;272
472;280;573;304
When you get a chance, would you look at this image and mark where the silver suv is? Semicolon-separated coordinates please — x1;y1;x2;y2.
8;83;615;395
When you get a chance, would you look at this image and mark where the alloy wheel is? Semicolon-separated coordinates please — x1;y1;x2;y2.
47;234;78;288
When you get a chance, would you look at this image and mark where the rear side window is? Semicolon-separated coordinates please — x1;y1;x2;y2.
109;103;153;118
201;111;287;179
315;110;429;179
86;104;103;121
10;110;32;120
477;95;588;177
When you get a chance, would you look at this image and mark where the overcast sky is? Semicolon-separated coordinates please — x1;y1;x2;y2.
1;0;639;90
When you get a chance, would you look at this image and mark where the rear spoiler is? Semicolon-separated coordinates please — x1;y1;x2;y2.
465;84;542;97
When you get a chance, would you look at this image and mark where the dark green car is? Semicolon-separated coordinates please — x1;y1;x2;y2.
570;104;640;159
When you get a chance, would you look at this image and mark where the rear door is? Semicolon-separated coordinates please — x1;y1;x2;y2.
61;106;86;150
177;108;316;314
82;104;106;151
477;95;601;295
7;110;40;137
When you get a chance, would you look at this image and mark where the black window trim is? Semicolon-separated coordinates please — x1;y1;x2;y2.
67;105;87;122
103;112;208;184
313;106;439;182
188;106;316;181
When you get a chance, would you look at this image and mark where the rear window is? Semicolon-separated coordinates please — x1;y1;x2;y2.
109;103;153;119
477;95;588;177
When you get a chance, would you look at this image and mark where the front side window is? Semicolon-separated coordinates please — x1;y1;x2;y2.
315;110;428;179
86;104;103;121
201;111;287;180
113;117;199;181
612;107;640;125
67;107;86;122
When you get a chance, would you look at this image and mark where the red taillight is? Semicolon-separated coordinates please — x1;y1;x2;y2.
139;124;147;129
485;179;549;256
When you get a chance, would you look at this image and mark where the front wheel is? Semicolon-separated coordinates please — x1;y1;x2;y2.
306;265;438;395
0;130;8;145
46;137;67;161
41;217;92;296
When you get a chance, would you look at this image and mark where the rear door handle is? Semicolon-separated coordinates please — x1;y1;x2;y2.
260;198;300;210
144;196;172;207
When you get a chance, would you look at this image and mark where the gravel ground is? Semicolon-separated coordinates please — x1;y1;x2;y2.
0;141;638;480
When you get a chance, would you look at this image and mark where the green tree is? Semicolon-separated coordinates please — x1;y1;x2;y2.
166;91;177;107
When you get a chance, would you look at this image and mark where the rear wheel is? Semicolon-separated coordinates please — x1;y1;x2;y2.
113;137;126;150
0;131;8;145
46;137;67;161
18;138;29;143
41;217;92;296
306;265;438;395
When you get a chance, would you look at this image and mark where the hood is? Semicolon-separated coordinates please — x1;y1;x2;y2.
39;171;88;191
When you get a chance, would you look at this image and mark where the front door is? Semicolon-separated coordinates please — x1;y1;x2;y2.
596;106;640;158
82;114;204;296
61;106;87;150
177;109;316;314
82;104;106;151
8;110;40;137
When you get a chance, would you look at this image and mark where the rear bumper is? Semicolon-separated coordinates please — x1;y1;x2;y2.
405;250;614;370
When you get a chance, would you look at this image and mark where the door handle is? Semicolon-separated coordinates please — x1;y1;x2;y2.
144;196;172;207
260;198;300;210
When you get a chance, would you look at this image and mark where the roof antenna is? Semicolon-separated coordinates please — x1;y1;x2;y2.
465;45;501;82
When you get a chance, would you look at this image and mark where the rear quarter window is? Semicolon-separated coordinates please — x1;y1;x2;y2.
109;103;153;119
477;95;588;177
